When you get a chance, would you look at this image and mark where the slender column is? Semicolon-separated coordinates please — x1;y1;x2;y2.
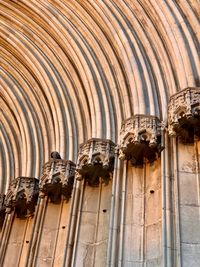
65;178;82;267
161;130;172;267
118;159;127;267
106;149;119;267
172;137;182;267
71;177;85;267
26;195;47;267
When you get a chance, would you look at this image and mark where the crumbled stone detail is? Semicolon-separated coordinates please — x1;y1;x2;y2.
168;87;200;142
39;158;76;203
4;177;39;218
119;115;163;165
76;138;115;186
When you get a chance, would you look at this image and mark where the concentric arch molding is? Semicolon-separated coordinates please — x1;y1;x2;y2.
119;115;164;166
76;138;116;186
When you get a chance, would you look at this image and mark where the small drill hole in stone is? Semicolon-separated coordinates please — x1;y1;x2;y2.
103;209;107;213
150;190;154;194
26;241;29;244
62;226;66;229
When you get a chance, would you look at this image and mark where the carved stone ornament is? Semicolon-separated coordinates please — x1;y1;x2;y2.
39;156;76;203
4;177;39;218
0;194;6;228
76;138;115;186
168;87;200;142
119;115;163;166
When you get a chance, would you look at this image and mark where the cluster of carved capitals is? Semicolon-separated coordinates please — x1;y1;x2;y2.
39;155;76;203
4;177;39;218
119;115;163;165
76;138;115;186
168;87;200;142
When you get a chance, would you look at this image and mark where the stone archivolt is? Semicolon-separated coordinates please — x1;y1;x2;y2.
76;138;115;186
168;87;200;142
4;177;39;219
39;157;76;203
119;115;163;165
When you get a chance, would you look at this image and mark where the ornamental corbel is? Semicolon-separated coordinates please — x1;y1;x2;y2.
168;87;200;142
76;138;115;186
39;152;76;203
4;177;39;218
119;115;164;166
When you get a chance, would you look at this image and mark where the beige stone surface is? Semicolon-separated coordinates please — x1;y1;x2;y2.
0;0;199;266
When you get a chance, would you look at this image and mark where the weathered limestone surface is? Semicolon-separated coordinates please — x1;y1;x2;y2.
74;182;112;267
175;141;200;267
0;0;199;265
123;160;162;267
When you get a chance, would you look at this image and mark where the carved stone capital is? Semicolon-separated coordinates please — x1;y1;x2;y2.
0;194;6;228
119;115;163;165
4;177;39;218
168;87;200;142
76;138;115;186
39;158;76;203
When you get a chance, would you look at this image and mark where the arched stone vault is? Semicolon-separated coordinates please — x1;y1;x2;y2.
0;0;199;192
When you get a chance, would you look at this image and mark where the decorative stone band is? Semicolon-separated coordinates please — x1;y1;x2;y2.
4;177;39;218
39;159;76;203
76;138;116;186
0;194;6;228
168;87;200;142
119;115;164;166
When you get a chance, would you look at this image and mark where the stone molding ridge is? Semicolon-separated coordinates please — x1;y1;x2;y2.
119;114;164;165
76;138;116;186
4;177;39;218
168;87;200;142
39;152;76;203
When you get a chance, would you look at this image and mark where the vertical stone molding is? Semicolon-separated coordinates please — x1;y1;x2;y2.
0;194;5;229
39;152;76;203
76;138;116;186
168;87;200;141
119;115;163;165
4;177;39;218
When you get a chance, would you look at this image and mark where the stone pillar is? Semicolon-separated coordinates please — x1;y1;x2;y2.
27;153;76;267
168;87;200;267
71;138;115;267
116;115;163;267
0;177;39;267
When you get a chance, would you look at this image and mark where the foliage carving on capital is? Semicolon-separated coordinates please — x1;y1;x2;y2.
76;139;115;186
4;177;39;218
168;87;200;142
119;115;163;165
39;153;76;203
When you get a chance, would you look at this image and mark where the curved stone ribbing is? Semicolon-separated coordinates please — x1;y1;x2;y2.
0;0;199;192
